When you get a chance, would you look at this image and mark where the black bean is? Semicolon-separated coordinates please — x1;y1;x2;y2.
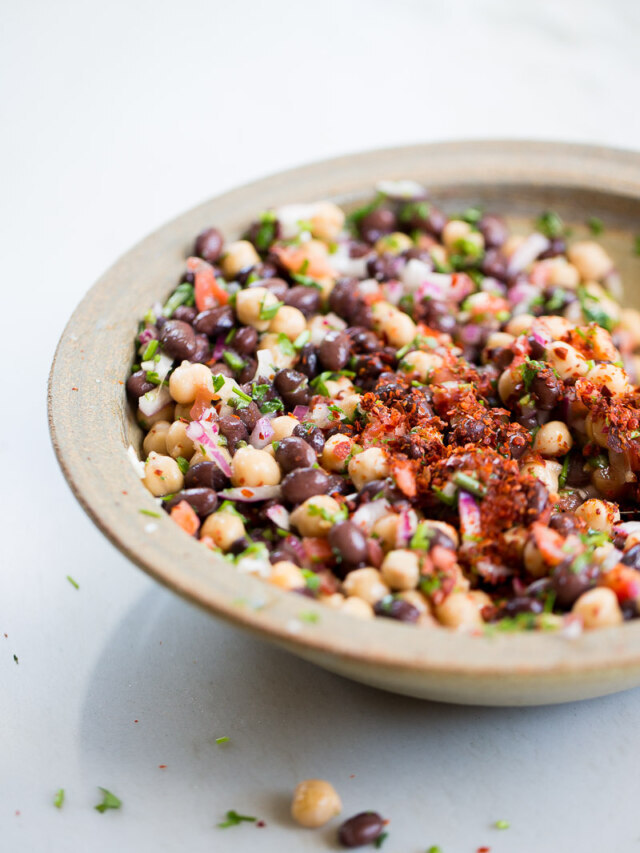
338;812;385;848
273;368;310;409
173;305;197;324
329;522;368;568
374;596;420;623
275;437;316;474
539;237;566;260
366;253;405;282
482;248;508;280
502;596;544;616
229;537;251;556
281;467;330;505
126;370;155;400
191;334;211;364
297;343;319;379
549;512;579;537
194;227;224;263
164;488;218;518
530;371;562;411
218;415;249;453
292;422;325;454
622;544;640;570
550;557;597;609
185;461;228;491
194;306;234;337
248;277;288;301
565;454;591;488
236;261;279;286
348;327;379;353
319;331;351;371
159;320;197;360
359;208;396;243
232;326;258;355
237;401;261;431
478;214;508;249
285;285;321;317
526;479;549;519
269;536;304;566
404;247;434;265
238;358;257;385
326;474;351;495
423;205;447;237
357;479;404;505
421;299;457;335
210;361;235;378
329;278;359;318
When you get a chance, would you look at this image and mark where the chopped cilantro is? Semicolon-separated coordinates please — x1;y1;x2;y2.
217;501;247;522
13;654;18;664
139;509;161;518
94;788;122;814
634;236;640;256
66;575;79;590
233;387;252;404
223;350;246;372
587;217;603;236
346;193;385;231
452;472;487;497
535;210;565;239
293;329;311;350
215;736;230;745
253;210;277;252
558;454;570;489
432;487;456;506
142;339;159;361
301;569;321;591
460;206;483;224
218;810;257;829
310;371;334;397
577;285;614;331
299;611;320;624
545;289;566;312
277;333;295;357
307;503;348;523
410;522;435;551
212;374;226;392
427;847;443;853
495;819;510;830
453;236;483;260
399;200;430;224
374;831;389;848
260;399;284;414
163;282;194;317
176;456;190;475
420;575;442;596
53;788;65;809
258;297;283;321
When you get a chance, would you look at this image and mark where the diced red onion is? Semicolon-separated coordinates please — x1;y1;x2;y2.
460;324;484;346
508;281;541;309
384;280;404;305
351;499;390;533
507;233;550;277
458;491;482;542
266;504;290;530
402;259;438;292
531;325;552;349
480;277;507;296
186;413;232;477
139;386;171;417
218;485;283;502
212;335;226;361
250;417;275;449
138;327;156;345
292;405;309;420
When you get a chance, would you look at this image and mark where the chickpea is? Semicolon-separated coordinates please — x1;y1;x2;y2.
485;331;515;351
142;420;170;456
442;219;472;251
535;257;580;289
269;561;305;590
310;201;345;242
545;341;589;382
231;446;281;487
523;538;547;578
371;300;417;347
307;313;347;346
259;332;298;369
220;240;261;279
521;459;562;495
138;400;174;430
572;587;623;629
371;514;402;551
174;402;194;422
169;361;214;405
498;364;521;403
319;592;345;609
321;433;354;473
586;363;629;397
348;447;390;491
538;315;574;341
533;421;573;458
501;234;525;259
236;287;280;332
290;495;342;538
567;240;613;281
336;392;361;421
200;510;245;550
166;419;195;460
401;350;444;382
429;244;448;268
575;499;620;533
142;451;184;497
271;416;299;441
342;567;390;605
380;549;420;591
291;779;342;828
396;589;433;621
269;305;307;340
375;231;413;256
341;596;375;619
434;592;484;629
585;412;609;447
505;313;535;336
619;308;640;348
588;326;621;362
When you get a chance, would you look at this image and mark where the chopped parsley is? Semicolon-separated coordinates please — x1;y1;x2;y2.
13;654;18;664
53;788;65;809
452;472;487;497
587;217;604;236
176;456;190;475
291;272;323;290
212;374;226;392
215;736;230;745
66;575;79;590
535;210;565;239
253;210;277;252
94;788;122;813
162;282;194;317
460;206;483;224
277;333;295;357
520;358;547;391
310;371;334;397
347;193;384;231
427;847;443;853
218;810;257;829
577;285;614;331
374;831;389;848
420;575;442;596
399;200;430;224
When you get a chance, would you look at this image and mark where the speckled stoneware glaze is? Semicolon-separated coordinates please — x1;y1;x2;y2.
49;141;640;706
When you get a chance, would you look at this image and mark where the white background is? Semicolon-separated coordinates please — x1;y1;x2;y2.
3;1;640;851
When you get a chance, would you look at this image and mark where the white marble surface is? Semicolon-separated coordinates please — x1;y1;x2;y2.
3;1;640;850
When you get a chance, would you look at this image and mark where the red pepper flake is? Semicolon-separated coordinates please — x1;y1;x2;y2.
241;488;253;498
256;820;266;828
71;387;78;391
477;847;491;852
349;774;355;779
15;811;20;817
158;764;167;769
122;490;128;495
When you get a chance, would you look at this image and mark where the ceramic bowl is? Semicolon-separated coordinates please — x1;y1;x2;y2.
49;140;640;706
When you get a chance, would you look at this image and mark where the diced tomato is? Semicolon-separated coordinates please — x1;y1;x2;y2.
393;459;417;498
187;256;229;311
600;565;640;603
190;388;218;420
170;500;200;536
431;545;457;572
531;522;567;566
271;244;334;278
302;537;335;566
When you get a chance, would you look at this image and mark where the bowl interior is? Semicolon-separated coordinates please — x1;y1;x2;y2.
49;141;640;705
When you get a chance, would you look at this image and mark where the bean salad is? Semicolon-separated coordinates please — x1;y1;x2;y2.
128;181;640;634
